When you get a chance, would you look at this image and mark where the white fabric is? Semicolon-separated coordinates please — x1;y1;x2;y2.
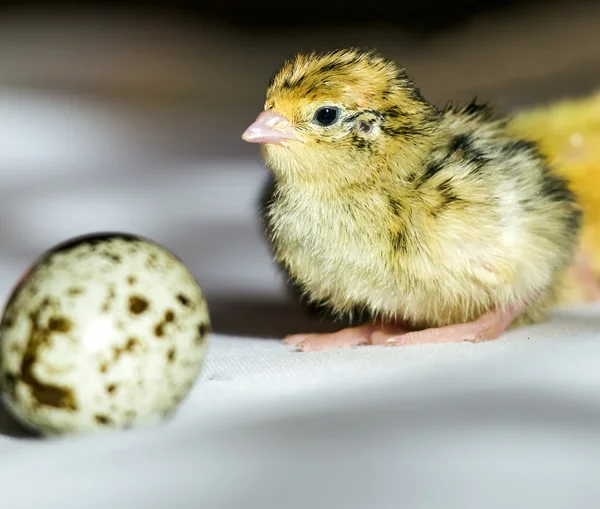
1;90;600;509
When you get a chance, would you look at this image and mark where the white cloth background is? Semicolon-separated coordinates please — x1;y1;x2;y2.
1;84;600;509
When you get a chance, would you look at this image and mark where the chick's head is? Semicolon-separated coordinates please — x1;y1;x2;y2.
243;49;435;186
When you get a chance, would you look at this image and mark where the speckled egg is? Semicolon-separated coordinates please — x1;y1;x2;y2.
0;232;211;436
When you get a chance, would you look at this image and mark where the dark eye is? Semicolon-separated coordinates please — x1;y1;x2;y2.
314;107;339;127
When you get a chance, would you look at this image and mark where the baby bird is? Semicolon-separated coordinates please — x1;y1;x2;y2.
508;90;600;287
242;48;595;352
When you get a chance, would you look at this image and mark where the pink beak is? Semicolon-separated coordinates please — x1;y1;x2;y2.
242;110;300;145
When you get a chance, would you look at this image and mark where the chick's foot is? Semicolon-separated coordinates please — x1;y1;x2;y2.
283;322;409;352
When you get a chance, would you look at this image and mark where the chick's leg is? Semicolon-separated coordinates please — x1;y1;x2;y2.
283;322;409;352
285;304;523;352
379;304;522;346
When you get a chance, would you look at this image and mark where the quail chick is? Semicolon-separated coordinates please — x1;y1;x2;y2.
242;48;596;352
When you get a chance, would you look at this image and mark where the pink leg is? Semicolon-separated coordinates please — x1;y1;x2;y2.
283;322;409;352
376;305;521;346
284;304;524;352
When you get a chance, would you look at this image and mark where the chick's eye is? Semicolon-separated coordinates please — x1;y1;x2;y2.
314;107;339;127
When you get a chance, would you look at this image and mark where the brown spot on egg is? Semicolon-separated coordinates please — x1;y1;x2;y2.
101;285;116;313
145;253;159;270
99;362;109;374
67;287;83;296
127;275;137;285
113;337;139;360
48;316;72;333
154;309;175;338
2;373;18;399
129;295;149;315
102;252;121;263
19;305;77;410
167;348;176;363
106;383;117;394
196;322;210;344
17;370;72;411
177;293;191;307
94;414;112;425
2;315;15;329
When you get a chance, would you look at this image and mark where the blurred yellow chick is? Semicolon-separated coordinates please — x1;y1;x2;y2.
509;90;600;294
242;48;598;352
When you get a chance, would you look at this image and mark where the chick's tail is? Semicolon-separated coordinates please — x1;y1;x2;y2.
508;90;600;301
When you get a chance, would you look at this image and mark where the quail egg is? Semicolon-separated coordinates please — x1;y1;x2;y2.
0;232;210;436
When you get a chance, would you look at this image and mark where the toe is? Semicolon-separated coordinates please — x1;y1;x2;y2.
296;338;330;352
282;334;313;346
294;327;374;352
